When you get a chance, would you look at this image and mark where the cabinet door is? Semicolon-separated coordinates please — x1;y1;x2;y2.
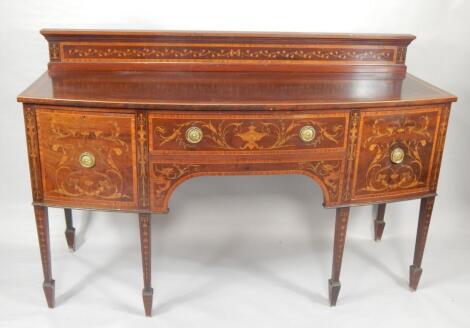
351;107;442;201
36;108;138;209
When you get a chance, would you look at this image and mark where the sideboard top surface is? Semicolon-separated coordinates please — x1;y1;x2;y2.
18;71;456;110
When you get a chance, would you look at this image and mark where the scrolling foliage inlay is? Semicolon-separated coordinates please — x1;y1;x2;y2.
300;161;341;201
151;164;200;209
150;159;342;212
36;110;137;207
354;110;439;198
152;117;345;152
62;43;395;63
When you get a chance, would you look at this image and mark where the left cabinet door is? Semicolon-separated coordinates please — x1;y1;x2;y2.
36;108;139;210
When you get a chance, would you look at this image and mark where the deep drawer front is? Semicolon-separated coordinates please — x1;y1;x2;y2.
352;107;442;200
36;108;138;209
149;112;348;154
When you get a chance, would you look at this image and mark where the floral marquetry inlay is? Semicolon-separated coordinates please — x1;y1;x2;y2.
23;106;43;201
61;43;396;63
300;161;342;202
342;111;359;201
150;159;343;212
353;109;440;199
36;109;138;209
48;42;60;61
136;112;149;208
153;164;200;195
150;164;201;211
151;116;346;152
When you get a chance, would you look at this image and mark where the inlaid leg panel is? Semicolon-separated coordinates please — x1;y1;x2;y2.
34;205;55;308
64;208;76;251
329;207;350;306
139;213;153;316
410;196;435;290
374;203;386;241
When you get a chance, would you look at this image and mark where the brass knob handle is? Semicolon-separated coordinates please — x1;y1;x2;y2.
390;147;405;164
79;152;96;168
299;125;316;142
186;127;203;144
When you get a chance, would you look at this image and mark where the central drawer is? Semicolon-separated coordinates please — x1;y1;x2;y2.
149;112;349;154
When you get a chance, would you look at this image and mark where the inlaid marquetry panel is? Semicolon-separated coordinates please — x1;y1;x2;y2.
351;107;442;200
36;108;138;209
23;105;43;202
149;112;348;154
57;42;399;64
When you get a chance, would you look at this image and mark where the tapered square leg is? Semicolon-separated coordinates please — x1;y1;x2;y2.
43;280;55;308
328;279;341;306
329;207;350;306
142;287;154;317
374;203;386;241
409;196;435;291
139;213;153;316
34;205;55;308
64;208;76;251
409;265;423;291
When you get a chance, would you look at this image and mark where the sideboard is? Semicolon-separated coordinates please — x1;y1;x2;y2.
18;29;457;316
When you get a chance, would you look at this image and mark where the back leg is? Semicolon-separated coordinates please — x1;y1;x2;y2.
64;208;76;251
374;203;386;241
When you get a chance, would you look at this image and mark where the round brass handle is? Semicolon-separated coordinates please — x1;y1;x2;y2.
299;125;316;142
186;126;203;144
390;147;405;164
79;152;96;168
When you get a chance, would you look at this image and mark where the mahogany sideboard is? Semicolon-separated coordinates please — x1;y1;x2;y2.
18;29;457;316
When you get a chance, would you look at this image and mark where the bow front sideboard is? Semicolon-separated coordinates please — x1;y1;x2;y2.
18;29;457;316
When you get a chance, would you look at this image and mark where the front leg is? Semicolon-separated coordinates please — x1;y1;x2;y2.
139;213;153;316
329;207;350;306
34;205;55;308
410;196;435;290
64;208;76;251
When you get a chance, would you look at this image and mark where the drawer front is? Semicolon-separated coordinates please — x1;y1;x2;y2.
351;107;442;200
36;108;138;209
149;112;348;154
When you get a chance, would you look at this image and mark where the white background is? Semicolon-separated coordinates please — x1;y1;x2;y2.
1;0;469;327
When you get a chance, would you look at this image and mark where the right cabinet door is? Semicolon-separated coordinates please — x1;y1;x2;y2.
351;106;444;202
